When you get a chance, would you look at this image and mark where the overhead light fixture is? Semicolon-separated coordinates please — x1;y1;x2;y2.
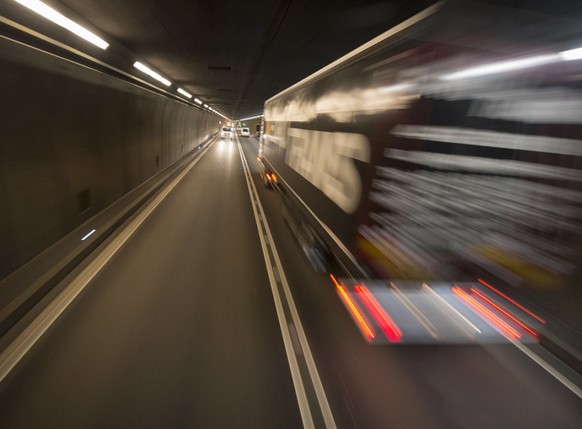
203;104;208;108
177;88;192;98
14;0;109;49
194;98;202;105
441;54;559;81
561;47;582;61
239;114;264;121
133;61;171;86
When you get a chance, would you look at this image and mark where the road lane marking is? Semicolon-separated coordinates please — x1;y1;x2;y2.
272;266;281;283
0;141;215;383
288;322;303;356
512;341;582;399
237;137;337;429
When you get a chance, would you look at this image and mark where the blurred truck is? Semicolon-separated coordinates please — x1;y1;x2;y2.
258;0;582;289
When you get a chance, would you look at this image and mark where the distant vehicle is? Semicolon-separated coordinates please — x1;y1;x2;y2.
240;127;250;137
219;127;233;139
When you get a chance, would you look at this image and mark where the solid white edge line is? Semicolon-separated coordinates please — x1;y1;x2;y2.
511;341;582;399
451;285;582;399
0;141;215;382
236;139;314;429
265;223;339;429
237;136;337;429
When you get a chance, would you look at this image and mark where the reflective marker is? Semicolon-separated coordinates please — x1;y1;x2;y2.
81;229;96;241
14;0;109;49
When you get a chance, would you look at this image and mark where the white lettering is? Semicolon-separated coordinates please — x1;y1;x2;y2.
286;128;370;213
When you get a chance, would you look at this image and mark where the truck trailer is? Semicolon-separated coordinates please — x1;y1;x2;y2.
257;1;582;343
259;0;582;285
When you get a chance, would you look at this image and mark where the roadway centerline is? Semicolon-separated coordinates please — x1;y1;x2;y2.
236;135;337;429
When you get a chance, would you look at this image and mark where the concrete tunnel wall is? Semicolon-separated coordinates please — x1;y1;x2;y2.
0;38;220;280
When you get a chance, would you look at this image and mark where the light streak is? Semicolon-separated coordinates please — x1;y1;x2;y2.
355;285;402;342
477;279;546;324
330;275;375;340
14;0;109;49
452;287;521;340
471;288;538;338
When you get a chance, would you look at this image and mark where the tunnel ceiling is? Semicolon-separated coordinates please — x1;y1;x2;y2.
57;0;438;120
2;0;582;119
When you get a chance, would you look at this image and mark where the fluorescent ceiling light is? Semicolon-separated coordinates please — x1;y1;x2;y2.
203;104;208;108
441;54;559;81
177;88;192;98
133;61;171;86
561;47;582;61
14;0;109;49
194;98;202;105
239;114;264;121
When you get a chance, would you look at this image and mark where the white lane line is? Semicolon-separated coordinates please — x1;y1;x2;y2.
237;137;337;429
237;140;314;429
511;341;582;400
272;266;281;283
288;322;303;356
0;142;215;383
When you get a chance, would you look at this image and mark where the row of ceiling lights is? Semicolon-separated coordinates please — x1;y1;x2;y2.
13;0;230;120
237;114;264;122
22;0;582;121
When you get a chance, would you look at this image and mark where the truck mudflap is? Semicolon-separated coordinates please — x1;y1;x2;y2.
330;275;544;345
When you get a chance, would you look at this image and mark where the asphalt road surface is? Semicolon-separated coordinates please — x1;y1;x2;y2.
0;135;580;428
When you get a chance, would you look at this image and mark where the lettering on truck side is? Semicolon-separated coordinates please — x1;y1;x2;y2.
285;128;371;213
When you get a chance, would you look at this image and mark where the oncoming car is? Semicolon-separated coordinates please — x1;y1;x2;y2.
220;127;233;139
240;127;250;137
